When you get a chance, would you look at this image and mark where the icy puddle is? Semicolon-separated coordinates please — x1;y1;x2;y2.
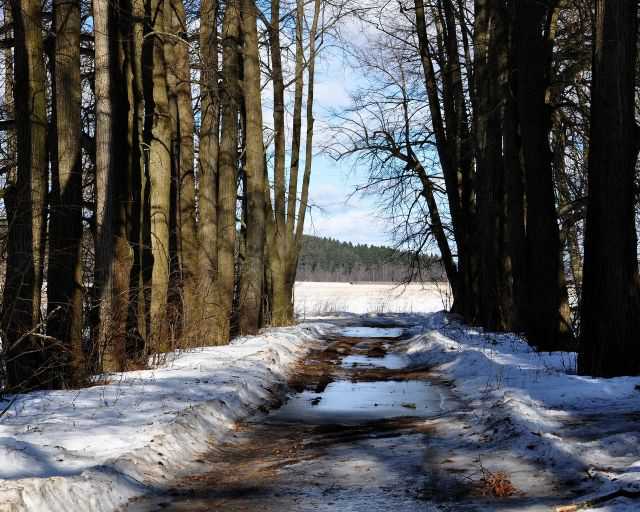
268;379;446;425
341;352;407;369
340;326;405;338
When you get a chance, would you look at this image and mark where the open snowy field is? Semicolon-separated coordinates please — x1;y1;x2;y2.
294;281;450;317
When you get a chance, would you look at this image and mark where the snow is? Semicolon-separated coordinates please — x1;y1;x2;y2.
402;312;640;511
294;281;449;316
3;279;640;511
0;322;335;511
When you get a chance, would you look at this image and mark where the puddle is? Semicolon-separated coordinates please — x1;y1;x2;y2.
270;326;446;426
341;353;407;369
340;327;404;338
269;379;447;425
125;324;452;512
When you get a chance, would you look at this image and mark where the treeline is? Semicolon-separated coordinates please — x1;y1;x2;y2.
297;235;444;282
333;0;639;377
0;0;333;391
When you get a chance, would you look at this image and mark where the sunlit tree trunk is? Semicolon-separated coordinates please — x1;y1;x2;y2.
216;0;241;342
145;0;173;351
265;0;290;326
198;0;222;341
238;0;266;334
290;0;321;319
166;0;198;340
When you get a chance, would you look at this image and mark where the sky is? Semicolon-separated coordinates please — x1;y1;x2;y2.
299;22;396;247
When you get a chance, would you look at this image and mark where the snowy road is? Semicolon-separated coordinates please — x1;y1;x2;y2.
122;318;587;512
4;304;640;510
124;320;455;511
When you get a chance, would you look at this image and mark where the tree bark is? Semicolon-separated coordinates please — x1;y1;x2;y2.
238;0;266;334
166;0;198;341
472;0;510;331
414;0;466;313
3;0;49;389
48;0;84;386
515;0;571;349
145;0;173;351
198;0;222;341
216;0;241;342
579;0;640;376
266;0;290;326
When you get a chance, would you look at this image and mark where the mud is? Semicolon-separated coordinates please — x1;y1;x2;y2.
124;324;457;511
123;322;576;512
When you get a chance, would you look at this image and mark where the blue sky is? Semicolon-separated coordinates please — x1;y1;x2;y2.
301;34;396;247
303;154;392;246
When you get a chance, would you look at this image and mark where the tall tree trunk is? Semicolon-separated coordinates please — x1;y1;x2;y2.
502;12;526;332
113;1;137;369
238;0;266;334
216;0;241;342
145;0;173;351
266;0;290;326
291;0;322;317
3;0;48;389
125;0;148;354
472;0;510;331
93;0;116;369
515;0;571;349
579;0;640;377
198;0;222;342
48;0;84;386
414;0;465;312
166;0;198;341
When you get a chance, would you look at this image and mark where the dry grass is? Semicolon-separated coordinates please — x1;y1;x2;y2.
478;468;519;498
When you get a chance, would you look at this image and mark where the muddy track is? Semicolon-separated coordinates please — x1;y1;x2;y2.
124;324;458;511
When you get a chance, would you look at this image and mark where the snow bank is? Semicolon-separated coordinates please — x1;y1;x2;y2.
294;281;449;316
0;322;334;512
404;312;640;511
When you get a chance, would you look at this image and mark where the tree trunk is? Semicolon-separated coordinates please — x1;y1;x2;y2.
472;0;510;331
48;0;84;386
266;0;290;326
238;0;266;334
128;0;148;354
145;0;173;351
166;0;198;342
198;0;222;342
414;0;466;313
515;0;571;349
3;0;49;390
290;0;322;323
579;0;640;377
216;0;241;343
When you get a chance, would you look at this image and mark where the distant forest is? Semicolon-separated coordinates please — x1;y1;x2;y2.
297;236;445;282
